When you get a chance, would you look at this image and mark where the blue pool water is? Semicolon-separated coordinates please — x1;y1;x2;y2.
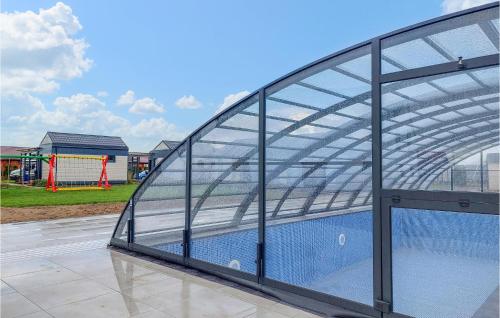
154;209;499;317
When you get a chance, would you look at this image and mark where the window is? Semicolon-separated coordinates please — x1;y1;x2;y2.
107;155;116;163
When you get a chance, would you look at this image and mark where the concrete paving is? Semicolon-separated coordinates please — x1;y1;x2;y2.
1;215;321;318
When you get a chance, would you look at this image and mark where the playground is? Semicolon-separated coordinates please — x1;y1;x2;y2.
0;152;136;223
0;183;136;223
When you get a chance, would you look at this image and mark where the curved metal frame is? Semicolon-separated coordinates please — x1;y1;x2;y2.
111;3;500;317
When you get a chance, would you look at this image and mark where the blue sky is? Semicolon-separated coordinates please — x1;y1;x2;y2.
0;0;492;151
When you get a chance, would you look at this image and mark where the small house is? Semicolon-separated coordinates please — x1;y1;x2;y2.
149;140;180;169
39;132;129;184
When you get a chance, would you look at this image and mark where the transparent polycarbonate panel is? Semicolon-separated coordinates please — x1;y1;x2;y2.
264;45;373;305
453;153;482;192
133;143;186;255
190;95;259;274
382;66;499;191
381;7;499;73
392;208;499;318
483;146;500;192
426;168;452;191
113;205;130;241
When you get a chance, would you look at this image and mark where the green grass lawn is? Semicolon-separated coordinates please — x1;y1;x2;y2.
1;183;137;208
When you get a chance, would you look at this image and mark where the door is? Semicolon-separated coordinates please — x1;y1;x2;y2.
381;190;499;318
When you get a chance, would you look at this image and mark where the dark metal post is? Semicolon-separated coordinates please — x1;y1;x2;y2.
29;157;32;183
7;158;11;182
128;198;135;244
371;38;386;315
480;151;484;192
257;89;266;282
36;157;41;181
450;165;454;191
184;138;192;260
20;156;24;185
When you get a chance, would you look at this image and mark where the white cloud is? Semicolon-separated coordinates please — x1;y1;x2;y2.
289;111;311;121
125;117;186;151
1;92;183;151
117;90;164;114
175;95;202;109
120;116;186;150
129;97;164;114
0;4;181;151
4;93;87;130
1;92;45;121
53;93;105;113
216;90;250;114
0;2;92;94
128;117;178;137
80;110;131;136
441;0;493;13
5;93;104;129
117;90;136;105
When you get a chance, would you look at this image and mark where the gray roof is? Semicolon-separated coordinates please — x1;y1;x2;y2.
151;140;181;152
161;140;181;149
149;140;181;157
41;132;128;150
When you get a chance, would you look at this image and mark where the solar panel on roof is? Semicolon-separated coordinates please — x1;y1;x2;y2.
44;132;128;149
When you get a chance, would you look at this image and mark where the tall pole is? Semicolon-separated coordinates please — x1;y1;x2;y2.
7;158;11;181
371;38;385;310
28;156;31;184
257;89;266;283
450;165;454;191
480;151;484;192
21;156;24;185
184;139;192;260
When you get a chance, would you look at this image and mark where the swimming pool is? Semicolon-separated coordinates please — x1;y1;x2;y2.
155;209;498;317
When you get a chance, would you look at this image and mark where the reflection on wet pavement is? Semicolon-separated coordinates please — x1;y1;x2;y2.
1;215;321;317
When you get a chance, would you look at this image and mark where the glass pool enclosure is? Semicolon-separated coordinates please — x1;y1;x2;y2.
111;3;500;318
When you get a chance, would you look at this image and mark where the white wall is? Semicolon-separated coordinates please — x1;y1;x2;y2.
107;156;127;182
43;155;127;183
